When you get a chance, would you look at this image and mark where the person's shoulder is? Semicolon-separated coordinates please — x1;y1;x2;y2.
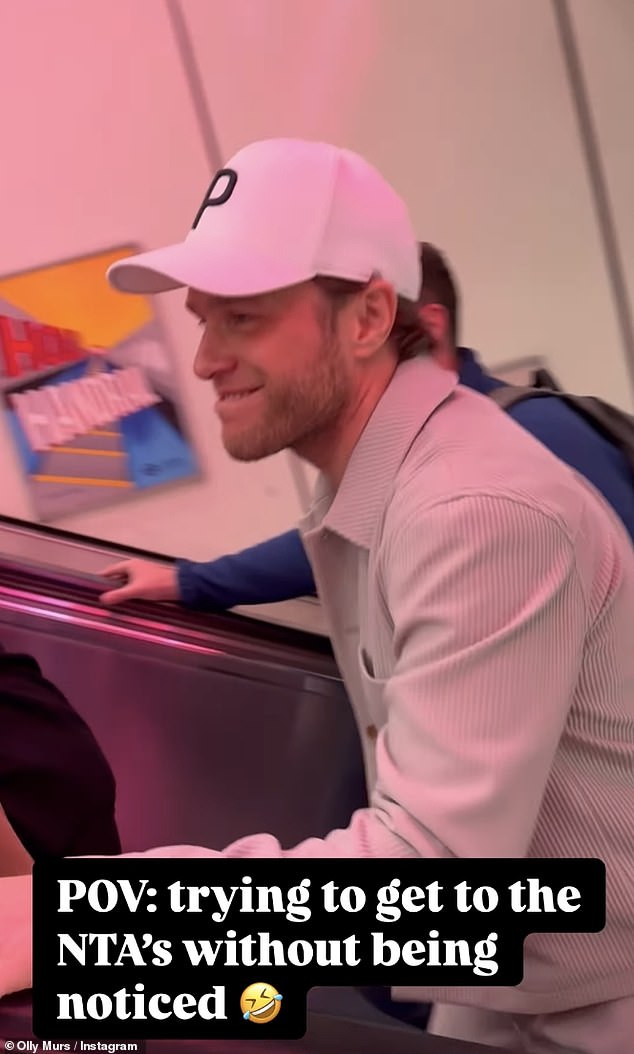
389;385;624;534
508;394;630;475
392;391;573;508
508;392;595;437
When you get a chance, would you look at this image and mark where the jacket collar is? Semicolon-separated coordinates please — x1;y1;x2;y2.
300;356;458;548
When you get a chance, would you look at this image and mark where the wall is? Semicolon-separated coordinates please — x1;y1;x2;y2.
0;0;632;562
0;0;309;560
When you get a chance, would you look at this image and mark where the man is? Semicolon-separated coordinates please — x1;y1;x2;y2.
99;242;634;611
1;138;633;1052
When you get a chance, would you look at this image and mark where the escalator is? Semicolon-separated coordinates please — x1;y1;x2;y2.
0;514;514;1052
0;514;366;853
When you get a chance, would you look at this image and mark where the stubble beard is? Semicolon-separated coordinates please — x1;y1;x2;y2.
221;331;351;463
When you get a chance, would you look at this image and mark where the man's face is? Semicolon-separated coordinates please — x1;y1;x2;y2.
186;282;352;462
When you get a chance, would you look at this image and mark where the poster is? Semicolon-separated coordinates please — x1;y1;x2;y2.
0;247;199;521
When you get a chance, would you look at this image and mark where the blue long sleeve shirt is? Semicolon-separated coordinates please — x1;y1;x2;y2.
177;348;634;610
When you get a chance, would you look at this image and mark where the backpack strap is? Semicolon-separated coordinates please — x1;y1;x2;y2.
533;368;563;391
488;384;549;412
489;385;634;476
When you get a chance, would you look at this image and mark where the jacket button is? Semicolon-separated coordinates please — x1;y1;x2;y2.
366;724;378;741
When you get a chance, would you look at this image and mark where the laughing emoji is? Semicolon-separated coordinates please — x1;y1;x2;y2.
240;982;283;1024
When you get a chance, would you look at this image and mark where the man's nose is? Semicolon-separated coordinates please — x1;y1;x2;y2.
193;335;235;380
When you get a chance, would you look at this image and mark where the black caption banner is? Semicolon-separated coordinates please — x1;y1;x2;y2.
32;858;605;1041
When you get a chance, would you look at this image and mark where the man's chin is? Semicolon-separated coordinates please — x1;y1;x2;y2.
221;431;288;462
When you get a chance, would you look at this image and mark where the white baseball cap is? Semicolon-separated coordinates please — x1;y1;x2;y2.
107;138;421;302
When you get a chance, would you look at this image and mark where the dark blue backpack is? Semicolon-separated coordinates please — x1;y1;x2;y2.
489;370;634;478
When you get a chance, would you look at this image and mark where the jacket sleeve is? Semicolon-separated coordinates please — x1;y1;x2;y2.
0;646;121;858
175;529;317;610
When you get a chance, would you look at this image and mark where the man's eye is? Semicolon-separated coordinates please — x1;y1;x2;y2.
229;313;257;326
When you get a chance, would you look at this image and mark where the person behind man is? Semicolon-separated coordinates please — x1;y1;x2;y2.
2;138;634;1053
99;243;634;610
0;642;121;859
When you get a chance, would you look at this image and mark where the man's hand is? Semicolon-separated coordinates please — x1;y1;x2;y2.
0;873;32;996
99;560;180;606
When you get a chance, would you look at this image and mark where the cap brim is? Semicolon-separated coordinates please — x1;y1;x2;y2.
107;241;314;299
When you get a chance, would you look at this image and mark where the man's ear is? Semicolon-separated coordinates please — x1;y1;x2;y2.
350;279;398;361
418;302;448;348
